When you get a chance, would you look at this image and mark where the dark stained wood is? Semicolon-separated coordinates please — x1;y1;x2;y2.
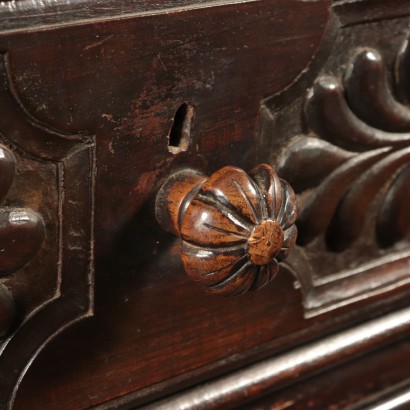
267;20;410;317
0;0;260;33
156;165;298;296
0;209;44;274
396;36;410;103
351;381;410;410
345;48;410;132
238;337;410;410
0;145;15;202
1;1;335;407
0;145;45;277
0;41;95;408
0;285;15;338
378;164;410;247
0;0;407;409
140;306;410;410
334;0;410;26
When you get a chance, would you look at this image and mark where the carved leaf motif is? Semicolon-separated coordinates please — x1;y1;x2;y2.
305;75;410;151
377;163;410;247
278;137;354;193
327;147;410;251
280;35;410;250
179;165;297;296
345;48;410;132
297;147;390;245
396;36;410;103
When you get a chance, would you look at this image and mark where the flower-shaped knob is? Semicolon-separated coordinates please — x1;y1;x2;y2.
155;164;298;296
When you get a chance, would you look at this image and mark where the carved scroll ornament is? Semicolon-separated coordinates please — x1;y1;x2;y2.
270;33;410;317
156;165;298;296
156;33;410;310
279;36;410;250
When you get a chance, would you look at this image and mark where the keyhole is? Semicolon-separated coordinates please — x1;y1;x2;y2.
168;103;194;154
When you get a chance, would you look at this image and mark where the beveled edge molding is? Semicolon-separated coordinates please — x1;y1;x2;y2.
0;51;96;409
273;33;410;318
6;0;405;36
0;53;87;161
284;249;410;318
348;379;410;410
333;0;410;27
0;0;259;35
140;306;410;410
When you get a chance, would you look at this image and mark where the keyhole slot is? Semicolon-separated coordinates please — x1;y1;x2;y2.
168;103;194;154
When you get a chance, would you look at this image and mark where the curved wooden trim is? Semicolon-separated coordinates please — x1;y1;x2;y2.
0;53;87;161
351;380;410;410
140;307;410;410
333;0;410;27
0;144;96;410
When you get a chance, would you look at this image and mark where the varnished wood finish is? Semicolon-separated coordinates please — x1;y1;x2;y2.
141;306;410;410
352;383;410;410
1;1;334;407
155;165;297;295
334;0;410;26
0;34;96;408
238;338;410;410
0;285;15;338
0;146;45;278
267;19;410;317
0;0;407;409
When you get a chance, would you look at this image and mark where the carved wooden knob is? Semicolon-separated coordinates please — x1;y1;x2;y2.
155;164;298;296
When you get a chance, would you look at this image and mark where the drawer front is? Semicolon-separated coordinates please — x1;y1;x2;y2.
0;1;408;408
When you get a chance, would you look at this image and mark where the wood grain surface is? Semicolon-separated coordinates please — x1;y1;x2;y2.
0;0;407;409
155;165;297;295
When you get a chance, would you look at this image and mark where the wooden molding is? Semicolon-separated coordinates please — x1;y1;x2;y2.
140;306;410;410
0;53;95;409
263;30;410;317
